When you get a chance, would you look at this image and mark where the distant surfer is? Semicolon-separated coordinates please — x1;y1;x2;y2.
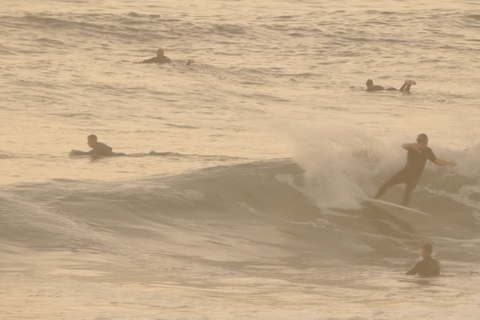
374;134;456;206
142;49;172;65
70;135;124;157
406;243;440;277
366;79;416;93
142;48;195;66
149;151;171;156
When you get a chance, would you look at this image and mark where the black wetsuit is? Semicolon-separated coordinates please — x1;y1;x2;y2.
406;257;440;277
375;147;437;206
367;85;397;92
87;142;113;156
367;83;412;93
142;56;172;64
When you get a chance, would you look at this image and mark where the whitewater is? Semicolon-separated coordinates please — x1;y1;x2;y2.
1;0;480;319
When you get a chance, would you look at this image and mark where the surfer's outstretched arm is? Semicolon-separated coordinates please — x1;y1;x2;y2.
433;159;456;167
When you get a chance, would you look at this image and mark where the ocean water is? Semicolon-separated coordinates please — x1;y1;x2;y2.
1;0;480;318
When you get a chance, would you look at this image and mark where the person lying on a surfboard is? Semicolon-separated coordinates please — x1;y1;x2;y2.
70;134;125;157
406;243;440;277
366;79;416;93
374;133;455;206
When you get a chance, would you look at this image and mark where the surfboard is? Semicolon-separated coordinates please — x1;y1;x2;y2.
363;197;432;223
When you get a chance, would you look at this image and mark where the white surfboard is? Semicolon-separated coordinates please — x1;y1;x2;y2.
363;197;432;223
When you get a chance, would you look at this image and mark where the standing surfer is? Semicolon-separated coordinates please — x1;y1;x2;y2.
374;134;456;206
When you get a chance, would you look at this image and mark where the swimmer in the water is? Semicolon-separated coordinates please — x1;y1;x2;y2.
142;49;195;66
406;243;440;277
366;79;416;93
142;49;173;65
70;135;124;157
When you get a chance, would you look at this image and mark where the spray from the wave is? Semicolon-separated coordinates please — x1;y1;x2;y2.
286;122;480;210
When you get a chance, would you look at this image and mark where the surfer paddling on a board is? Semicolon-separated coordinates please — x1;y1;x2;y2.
406;243;440;277
70;135;125;157
374;134;456;206
366;79;416;93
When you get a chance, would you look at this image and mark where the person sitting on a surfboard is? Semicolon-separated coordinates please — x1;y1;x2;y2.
366;79;416;93
70;134;124;157
142;49;173;65
374;133;455;206
142;49;194;66
406;243;440;277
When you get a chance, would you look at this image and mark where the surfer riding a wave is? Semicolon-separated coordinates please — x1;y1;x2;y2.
374;133;456;206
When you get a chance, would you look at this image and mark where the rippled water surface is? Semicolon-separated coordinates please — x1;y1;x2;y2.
1;0;480;319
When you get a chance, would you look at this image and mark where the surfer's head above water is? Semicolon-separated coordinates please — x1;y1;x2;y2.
422;243;433;258
406;243;440;276
156;49;165;57
366;79;374;87
87;134;97;148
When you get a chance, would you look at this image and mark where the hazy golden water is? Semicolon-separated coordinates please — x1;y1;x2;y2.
2;0;480;183
1;0;480;319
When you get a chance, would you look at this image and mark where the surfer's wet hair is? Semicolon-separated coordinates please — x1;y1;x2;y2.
416;133;428;143
88;134;97;140
366;79;373;87
422;243;433;254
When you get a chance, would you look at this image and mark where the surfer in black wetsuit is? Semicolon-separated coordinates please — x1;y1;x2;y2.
374;134;455;206
366;79;416;93
142;49;173;65
70;135;124;157
406;243;440;277
142;48;194;66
